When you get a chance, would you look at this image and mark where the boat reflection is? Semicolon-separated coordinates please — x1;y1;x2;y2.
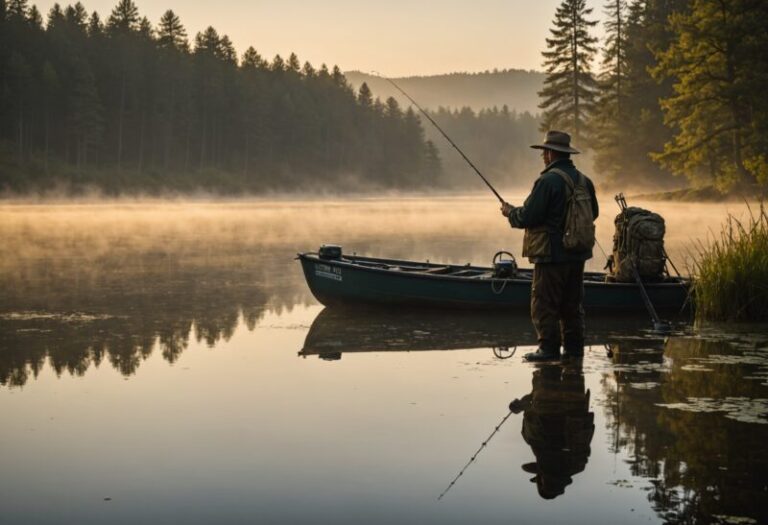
299;307;660;360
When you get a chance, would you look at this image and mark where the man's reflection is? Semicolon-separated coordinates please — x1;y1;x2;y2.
509;361;594;499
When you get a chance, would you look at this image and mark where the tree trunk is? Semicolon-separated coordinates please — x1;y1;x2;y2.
44;111;50;175
138;110;145;173
165;85;175;169
17;106;23;165
117;73;126;172
571;3;580;144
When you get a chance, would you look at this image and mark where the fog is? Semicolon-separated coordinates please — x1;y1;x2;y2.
1;196;748;273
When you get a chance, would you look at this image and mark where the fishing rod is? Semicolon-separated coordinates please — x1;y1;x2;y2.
371;72;505;204
438;409;514;500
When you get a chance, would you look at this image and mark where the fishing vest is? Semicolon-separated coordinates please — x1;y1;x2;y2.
522;168;595;260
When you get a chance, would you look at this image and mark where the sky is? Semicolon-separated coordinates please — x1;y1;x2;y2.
33;0;608;77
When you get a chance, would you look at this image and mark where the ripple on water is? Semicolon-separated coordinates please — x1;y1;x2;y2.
0;311;119;322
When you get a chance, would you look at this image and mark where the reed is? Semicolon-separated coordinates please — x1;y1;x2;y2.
691;201;768;322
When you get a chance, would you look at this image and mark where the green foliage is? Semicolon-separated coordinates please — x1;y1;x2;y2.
589;0;689;189
0;1;440;194
538;0;599;148
692;202;768;322
652;0;768;190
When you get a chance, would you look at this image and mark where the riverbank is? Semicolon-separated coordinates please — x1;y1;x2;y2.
636;184;768;202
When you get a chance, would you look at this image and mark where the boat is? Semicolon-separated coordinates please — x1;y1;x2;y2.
297;245;691;312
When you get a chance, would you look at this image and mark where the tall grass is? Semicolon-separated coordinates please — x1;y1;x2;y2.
692;201;768;322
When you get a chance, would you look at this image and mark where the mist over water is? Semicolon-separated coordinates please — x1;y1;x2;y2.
1;197;766;525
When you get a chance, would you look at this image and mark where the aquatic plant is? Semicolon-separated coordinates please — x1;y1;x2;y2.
692;202;768;322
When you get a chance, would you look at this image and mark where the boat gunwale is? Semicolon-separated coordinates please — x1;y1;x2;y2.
298;252;691;289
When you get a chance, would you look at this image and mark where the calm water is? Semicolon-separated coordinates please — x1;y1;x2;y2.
1;198;767;524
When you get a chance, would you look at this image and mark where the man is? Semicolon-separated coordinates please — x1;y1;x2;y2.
501;130;598;361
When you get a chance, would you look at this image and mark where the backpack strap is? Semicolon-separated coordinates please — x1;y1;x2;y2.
549;167;584;192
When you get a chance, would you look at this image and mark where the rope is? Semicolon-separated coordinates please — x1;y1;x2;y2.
490;278;509;295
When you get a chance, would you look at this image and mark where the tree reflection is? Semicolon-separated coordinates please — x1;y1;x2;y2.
602;337;768;524
0;254;293;386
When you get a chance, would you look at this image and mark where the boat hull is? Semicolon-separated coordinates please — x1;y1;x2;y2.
298;253;691;312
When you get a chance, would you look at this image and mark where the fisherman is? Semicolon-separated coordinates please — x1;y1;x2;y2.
501;130;599;361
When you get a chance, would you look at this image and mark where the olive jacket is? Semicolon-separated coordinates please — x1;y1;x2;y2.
507;158;599;264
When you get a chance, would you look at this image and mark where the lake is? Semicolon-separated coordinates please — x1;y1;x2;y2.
1;197;767;524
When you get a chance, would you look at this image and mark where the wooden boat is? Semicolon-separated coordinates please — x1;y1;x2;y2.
297;247;691;312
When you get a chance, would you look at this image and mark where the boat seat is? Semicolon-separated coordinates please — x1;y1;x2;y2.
451;269;485;277
422;266;452;274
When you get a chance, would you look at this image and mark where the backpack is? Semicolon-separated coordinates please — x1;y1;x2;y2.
551;168;596;253
611;207;666;282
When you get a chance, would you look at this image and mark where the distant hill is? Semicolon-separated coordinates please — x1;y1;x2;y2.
345;69;544;113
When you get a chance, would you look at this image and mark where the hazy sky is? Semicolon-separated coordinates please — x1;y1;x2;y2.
34;0;608;76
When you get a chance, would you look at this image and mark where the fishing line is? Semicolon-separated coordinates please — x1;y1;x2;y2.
596;237;609;261
370;71;505;204
437;410;514;501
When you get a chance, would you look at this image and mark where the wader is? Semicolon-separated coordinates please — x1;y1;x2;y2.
531;261;585;356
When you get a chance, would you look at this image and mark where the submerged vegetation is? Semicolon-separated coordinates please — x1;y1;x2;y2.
692;202;768;322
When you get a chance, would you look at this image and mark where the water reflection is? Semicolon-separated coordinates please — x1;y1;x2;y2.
2;201;768;524
0;259;288;386
300;307;654;360
602;336;768;524
510;361;595;500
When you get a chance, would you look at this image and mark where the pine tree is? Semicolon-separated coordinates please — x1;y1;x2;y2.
106;0;139;34
27;4;41;26
270;54;285;72
157;10;187;51
138;16;153;39
241;47;266;69
652;0;768;189
538;0;599;148
65;2;87;31
194;26;220;56
68;60;103;168
301;61;315;78
7;0;28;19
357;82;373;108
218;35;236;64
87;11;103;37
41;60;59;173
592;0;630;184
287;52;300;73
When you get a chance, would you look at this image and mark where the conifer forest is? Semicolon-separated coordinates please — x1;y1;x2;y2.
1;0;767;194
0;0;441;193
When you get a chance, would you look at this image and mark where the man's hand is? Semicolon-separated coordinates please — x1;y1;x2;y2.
501;202;514;217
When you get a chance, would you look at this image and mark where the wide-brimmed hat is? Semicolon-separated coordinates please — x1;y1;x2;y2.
530;130;580;154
